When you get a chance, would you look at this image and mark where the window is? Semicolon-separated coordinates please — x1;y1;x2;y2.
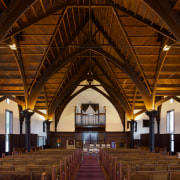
167;110;175;153
170;98;174;104
5;110;13;152
6;98;9;104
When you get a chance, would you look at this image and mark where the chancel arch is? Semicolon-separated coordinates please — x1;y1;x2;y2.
56;84;124;132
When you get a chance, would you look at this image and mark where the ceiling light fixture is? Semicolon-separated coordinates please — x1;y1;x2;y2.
9;43;17;50
163;44;171;51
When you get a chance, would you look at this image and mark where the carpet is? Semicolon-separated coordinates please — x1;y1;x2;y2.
76;155;105;180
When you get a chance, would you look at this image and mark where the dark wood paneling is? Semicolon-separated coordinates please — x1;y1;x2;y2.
141;134;171;152
174;134;180;153
50;131;131;148
50;132;75;148
9;134;37;153
75;126;105;132
105;132;131;147
0;135;5;157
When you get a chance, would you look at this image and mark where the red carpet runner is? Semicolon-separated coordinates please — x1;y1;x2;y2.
76;155;105;180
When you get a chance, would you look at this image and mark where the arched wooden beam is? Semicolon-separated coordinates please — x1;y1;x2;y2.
29;46;89;109
143;0;180;42
48;58;89;118
51;73;128;127
55;84;126;129
93;58;131;113
91;86;126;127
152;39;169;108
48;54;131;120
55;86;89;127
11;36;28;108
0;0;37;43
28;15;90;108
90;47;152;109
93;75;132;117
30;44;152;111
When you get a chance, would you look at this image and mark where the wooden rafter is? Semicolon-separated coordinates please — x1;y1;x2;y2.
3;2;179;43
173;96;180;103
1;0;7;8
48;62;88;117
39;0;46;14
112;8;151;95
49;61;76;108
91;13;125;63
6;95;25;107
3;2;67;41
143;0;180;42
94;74;132;116
90;46;152;109
0;96;7;102
29;8;68;94
173;0;180;9
28;13;90;108
0;0;37;43
103;60;124;95
155;96;171;108
29;46;89;109
134;109;146;118
34;109;46;118
113;3;178;43
93;57;131;114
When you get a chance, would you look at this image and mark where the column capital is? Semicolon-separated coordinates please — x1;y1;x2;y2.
44;119;52;123
21;109;34;118
146;110;158;117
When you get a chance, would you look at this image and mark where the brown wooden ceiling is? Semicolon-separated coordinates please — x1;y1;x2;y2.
0;0;180;122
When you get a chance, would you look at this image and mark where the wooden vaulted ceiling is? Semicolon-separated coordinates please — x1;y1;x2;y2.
0;0;180;124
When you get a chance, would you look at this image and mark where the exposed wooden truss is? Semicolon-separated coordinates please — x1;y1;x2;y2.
0;0;179;123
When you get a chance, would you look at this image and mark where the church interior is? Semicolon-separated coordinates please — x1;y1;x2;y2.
0;0;180;179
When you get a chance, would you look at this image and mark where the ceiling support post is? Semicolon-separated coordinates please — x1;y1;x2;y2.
128;120;137;148
44;120;52;147
146;110;158;152
22;110;34;152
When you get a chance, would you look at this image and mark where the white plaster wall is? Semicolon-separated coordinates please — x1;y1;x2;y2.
134;99;180;139
57;88;123;132
0;99;19;134
160;99;180;134
134;113;149;139
27;113;46;137
0;98;46;137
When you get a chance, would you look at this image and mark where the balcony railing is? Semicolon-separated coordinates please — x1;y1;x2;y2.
75;113;106;127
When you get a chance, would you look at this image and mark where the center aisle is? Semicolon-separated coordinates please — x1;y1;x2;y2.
76;155;105;180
